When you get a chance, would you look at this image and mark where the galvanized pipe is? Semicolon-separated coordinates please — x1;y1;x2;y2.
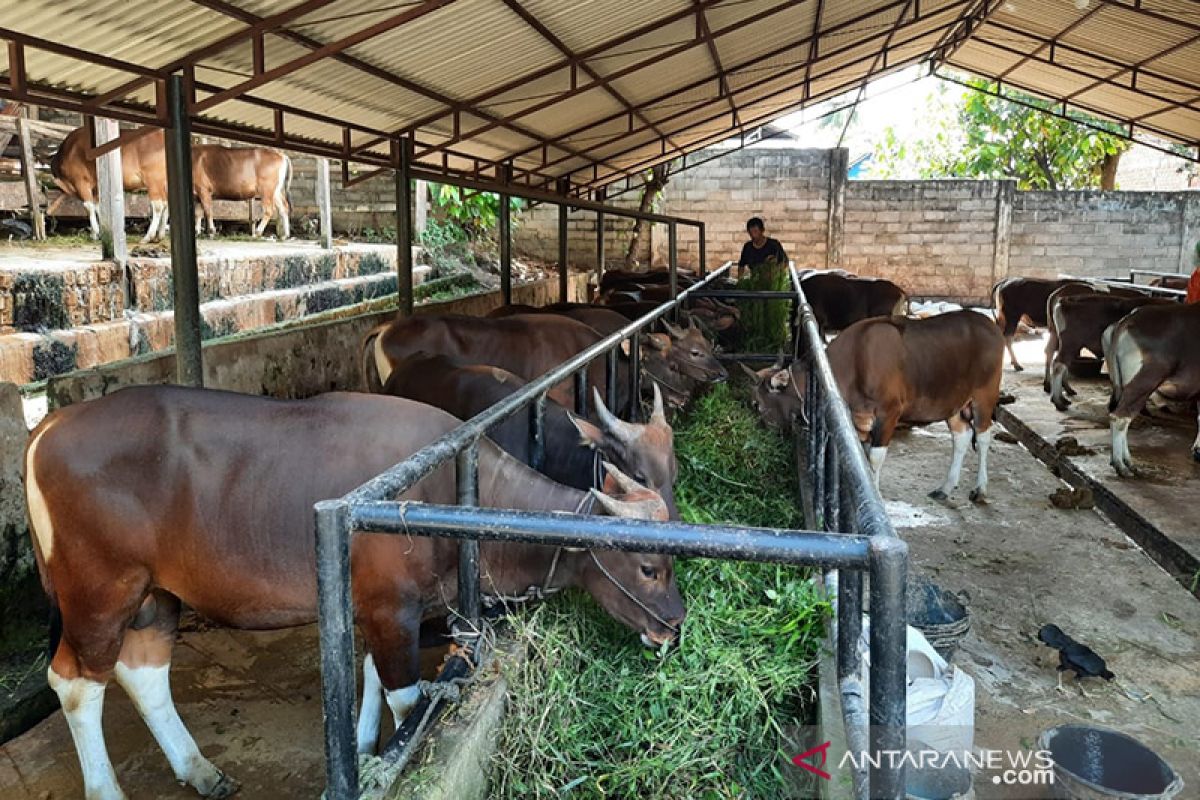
697;222;706;277
869;535;908;800
455;443;481;626
499;168;512;307
605;348;619;412
165;74;202;388
396;137;414;316
627;331;641;422
836;479;862;683
668;221;678;322
574;369;589;418
824;437;839;533
557;178;569;303
314;500;357;800
349;501;874;568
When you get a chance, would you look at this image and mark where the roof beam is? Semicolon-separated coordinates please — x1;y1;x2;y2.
994;1;1104;83
191;0;459;113
504;0;917;168
693;1;739;124
801;0;825;101
497;0;686;157
927;0;1000;67
523;0;959;176
1060;29;1200;104
412;0;809;159
1092;0;1200;35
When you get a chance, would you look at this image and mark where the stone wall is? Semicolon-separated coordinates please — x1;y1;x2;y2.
512;147;1199;303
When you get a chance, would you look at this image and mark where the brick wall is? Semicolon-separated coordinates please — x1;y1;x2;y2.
843;180;1004;300
512;146;1198;303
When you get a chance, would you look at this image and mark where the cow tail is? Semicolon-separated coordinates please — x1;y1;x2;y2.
284;154;293;204
1103;322;1122;413
362;327;383;392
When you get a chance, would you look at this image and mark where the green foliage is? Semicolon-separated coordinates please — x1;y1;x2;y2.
736;257;791;354
430;184;523;238
873;77;1131;190
492;383;823;799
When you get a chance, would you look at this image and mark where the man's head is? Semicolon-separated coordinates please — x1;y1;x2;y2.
746;216;766;244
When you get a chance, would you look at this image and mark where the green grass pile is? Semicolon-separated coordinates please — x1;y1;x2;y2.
491;382;827;799
736;258;791;354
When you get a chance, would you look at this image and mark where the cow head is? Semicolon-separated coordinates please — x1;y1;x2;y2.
662;317;728;384
571;384;679;518
741;360;805;432
638;334;696;409
584;462;686;647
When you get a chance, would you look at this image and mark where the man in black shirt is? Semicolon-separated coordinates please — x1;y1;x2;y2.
738;217;788;278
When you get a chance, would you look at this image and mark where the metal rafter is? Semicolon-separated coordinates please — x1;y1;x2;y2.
412;0;809;160
506;0;922;170
927;0;1000;67
531;0;960;178
801;0;826;100
1061;28;1200;104
994;1;1104;83
499;0;686;157
693;0;738;124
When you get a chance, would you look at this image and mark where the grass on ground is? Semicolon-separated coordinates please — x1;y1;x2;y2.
491;382;827;799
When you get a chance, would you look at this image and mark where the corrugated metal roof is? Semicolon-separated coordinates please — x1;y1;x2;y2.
0;0;1196;198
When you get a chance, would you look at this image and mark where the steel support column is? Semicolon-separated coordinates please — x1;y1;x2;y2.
165;74;202;387
456;444;481;626
396;137;414;316
595;188;606;298
314;500;357;800
668;221;679;321
557;178;569;302
869;535;908;799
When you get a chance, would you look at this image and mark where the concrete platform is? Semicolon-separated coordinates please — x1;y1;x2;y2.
878;413;1199;797
1002;336;1200;592
0;624;448;800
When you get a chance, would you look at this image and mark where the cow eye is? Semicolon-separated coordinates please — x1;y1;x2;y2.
690;349;701;357
640;565;658;580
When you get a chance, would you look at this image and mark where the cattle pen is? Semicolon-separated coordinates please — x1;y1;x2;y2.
313;264;909;799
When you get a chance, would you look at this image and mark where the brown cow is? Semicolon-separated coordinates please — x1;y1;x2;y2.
1047;293;1173;411
799;272;908;335
746;311;1004;502
363;314;629;413
1149;275;1188;291
992;277;1085;371
25;387;683;799
192;144;291;238
1042;283;1145;394
1104;303;1200;476
50;127;169;243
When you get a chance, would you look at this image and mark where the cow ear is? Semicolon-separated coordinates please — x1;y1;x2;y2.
569;413;604;448
644;333;669;351
769;368;792;392
738;362;761;384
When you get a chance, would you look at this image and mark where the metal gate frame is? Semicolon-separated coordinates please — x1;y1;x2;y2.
314;263;908;799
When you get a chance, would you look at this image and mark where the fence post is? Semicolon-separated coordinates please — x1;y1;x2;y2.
668;222;678;322
165;76;203;388
456;444;481;627
595;187;606;297
606;348;619;412
16;115;45;241
697;222;706;277
836;478;862;683
825;147;848;270
315;500;357;800
574;369;588;418
93;118;127;265
869;535;908;800
627;332;641;422
316;157;334;249
557;178;569;303
500;164;513;306
395;137;414;317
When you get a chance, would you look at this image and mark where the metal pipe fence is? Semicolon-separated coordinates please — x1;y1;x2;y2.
313;262;908;800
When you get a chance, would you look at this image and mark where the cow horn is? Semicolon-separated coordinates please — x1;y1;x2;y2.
602;460;645;494
738;362;762;383
592;388;639;443
662;319;685;339
649;381;668;424
588;488;661;521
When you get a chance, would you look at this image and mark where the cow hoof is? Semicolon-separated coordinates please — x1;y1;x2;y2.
1112;461;1136;479
1042;382;1051;394
1012;364;1024;372
1052;399;1071;413
969;489;988;505
203;772;240;799
1065;385;1078;397
927;489;948;501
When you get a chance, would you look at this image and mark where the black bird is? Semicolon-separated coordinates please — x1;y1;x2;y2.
1037;624;1115;696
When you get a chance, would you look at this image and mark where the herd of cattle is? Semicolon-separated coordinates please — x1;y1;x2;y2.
18;245;1200;796
47;125;293;242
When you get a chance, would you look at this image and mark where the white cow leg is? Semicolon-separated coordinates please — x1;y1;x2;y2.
48;668;126;800
84;200;101;239
356;654;384;755
867;446;887;489
142;200;164;244
1110;416;1135;477
157;202;171;241
931;425;972;500
385;683;422;729
113;662;235;798
969;427;994;504
1006;336;1022;371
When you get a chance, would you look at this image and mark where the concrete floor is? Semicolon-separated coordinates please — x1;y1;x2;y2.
877;335;1199;798
0;624;447;800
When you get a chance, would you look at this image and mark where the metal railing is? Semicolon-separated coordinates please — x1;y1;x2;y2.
790;265;907;799
313;261;908;800
1063;271;1187;299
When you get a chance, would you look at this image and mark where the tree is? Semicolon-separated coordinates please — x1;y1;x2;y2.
874;77;1131;190
624;163;671;268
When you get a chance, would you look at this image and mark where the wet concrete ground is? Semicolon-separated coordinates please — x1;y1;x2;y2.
0;625;447;799
877;335;1199;797
1004;336;1200;573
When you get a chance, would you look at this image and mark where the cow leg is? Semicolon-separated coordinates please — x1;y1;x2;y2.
1005;335;1023;371
359;601;423;730
863;411;899;491
969;425;994;505
930;415;972;500
1110;416;1136;477
142;200;167;244
112;593;235;798
1050;360;1071;412
48;651;125;800
356;653;385;754
84;200;101;239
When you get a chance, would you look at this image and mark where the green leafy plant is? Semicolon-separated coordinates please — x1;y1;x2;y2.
736;256;791;354
430;184;523;238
